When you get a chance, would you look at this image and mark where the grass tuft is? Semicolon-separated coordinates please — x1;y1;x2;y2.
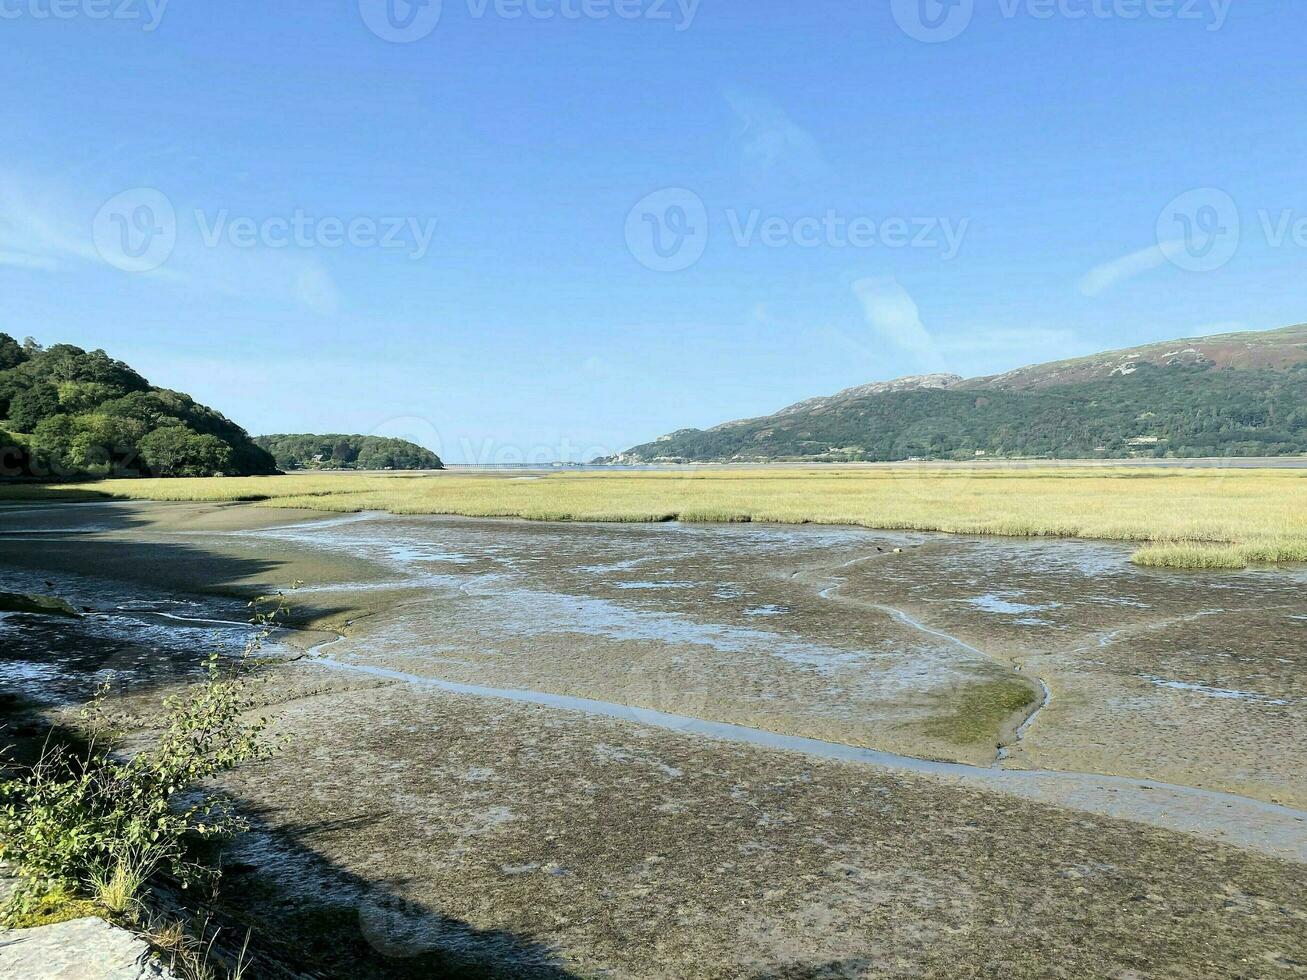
1131;544;1248;569
86;846;158;917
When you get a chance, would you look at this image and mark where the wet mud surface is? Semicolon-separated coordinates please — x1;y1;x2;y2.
2;500;1306;977
217;672;1307;980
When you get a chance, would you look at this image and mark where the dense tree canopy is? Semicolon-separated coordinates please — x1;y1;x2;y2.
254;434;443;471
0;334;277;480
618;363;1307;463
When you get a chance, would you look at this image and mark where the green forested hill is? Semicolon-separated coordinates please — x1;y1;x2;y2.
0;334;277;479
610;325;1307;463
254;434;443;471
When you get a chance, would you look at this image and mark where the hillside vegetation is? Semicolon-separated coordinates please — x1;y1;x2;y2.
4;467;1305;569
611;325;1307;463
254;433;443;471
0;334;276;479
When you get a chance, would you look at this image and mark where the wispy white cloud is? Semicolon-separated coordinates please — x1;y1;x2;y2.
724;89;831;186
0;167;341;315
832;281;1085;381
1078;242;1170;296
293;265;342;317
0;250;60;272
0;170;103;268
852;276;944;371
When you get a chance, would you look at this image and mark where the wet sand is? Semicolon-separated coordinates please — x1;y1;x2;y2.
1;500;1305;977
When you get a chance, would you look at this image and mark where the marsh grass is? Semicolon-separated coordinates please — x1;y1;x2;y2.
5;467;1307;569
1131;544;1248;569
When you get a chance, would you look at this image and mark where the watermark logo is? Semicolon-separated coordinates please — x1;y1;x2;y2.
892;0;1232;42
456;436;615;466
92;188;177;273
358;0;443;41
358;893;443;959
1156;188;1239;272
360;0;699;40
625;188;970;272
625;188;709;273
0;0;170;31
365;416;623;468
891;0;974;43
625;671;711;732
91;189;440;273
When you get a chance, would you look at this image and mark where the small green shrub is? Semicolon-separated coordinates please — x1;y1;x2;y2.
0;596;285;923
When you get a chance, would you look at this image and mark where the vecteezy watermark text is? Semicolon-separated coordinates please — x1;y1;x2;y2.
357;0;699;42
466;0;699;28
892;0;1230;43
92;188;438;273
0;0;169;30
195;210;437;259
725;209;969;255
624;188;970;272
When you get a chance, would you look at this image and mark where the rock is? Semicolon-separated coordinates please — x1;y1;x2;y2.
0;916;178;979
0;592;82;619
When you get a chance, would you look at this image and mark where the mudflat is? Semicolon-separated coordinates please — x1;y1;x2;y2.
1;499;1304;977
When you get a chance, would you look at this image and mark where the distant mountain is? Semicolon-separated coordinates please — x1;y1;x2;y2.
0;334;277;480
608;325;1307;463
254;434;443;471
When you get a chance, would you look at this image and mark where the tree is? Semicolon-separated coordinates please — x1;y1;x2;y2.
0;427;26;478
0;336;277;480
7;383;62;433
253;434;441;471
28;415;78;478
0;333;27;371
57;381;122;414
98;390;182;429
138;426;233;477
72;414;148;476
332;437;357;465
38;345;149;392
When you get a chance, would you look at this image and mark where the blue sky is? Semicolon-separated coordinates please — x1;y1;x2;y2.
1;0;1304;462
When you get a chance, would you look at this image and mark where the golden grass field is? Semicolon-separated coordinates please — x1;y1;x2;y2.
4;467;1307;569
